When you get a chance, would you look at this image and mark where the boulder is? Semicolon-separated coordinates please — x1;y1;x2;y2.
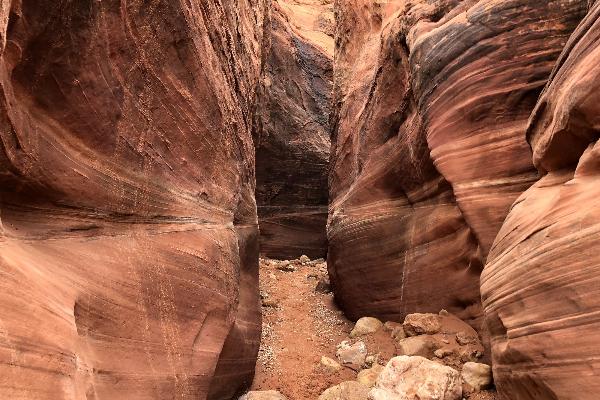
369;356;462;400
351;317;383;338
403;314;442;336
320;356;343;373
336;341;368;369
461;362;493;391
396;336;438;358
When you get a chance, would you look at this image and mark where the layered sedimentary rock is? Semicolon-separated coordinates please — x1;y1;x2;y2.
254;0;333;259
0;1;267;399
328;0;585;326
482;2;600;398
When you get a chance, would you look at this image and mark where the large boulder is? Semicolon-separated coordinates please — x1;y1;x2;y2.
482;2;600;399
253;0;333;259
369;356;462;400
328;0;586;331
0;0;268;398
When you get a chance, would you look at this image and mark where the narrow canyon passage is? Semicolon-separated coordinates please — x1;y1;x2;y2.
1;0;600;399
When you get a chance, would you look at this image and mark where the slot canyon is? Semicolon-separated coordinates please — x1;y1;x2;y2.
0;0;598;399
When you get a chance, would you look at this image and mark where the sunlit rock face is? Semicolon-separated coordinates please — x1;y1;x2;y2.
0;0;267;398
482;2;600;398
328;0;585;329
254;0;333;260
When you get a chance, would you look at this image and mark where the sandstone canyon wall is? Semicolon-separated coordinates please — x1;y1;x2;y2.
0;0;267;399
254;0;333;259
328;0;586;328
481;1;600;398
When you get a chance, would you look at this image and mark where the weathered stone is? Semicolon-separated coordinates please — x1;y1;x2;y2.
357;364;384;388
461;362;493;392
403;314;442;336
351;317;384;338
336;341;368;369
396;336;438;358
369;356;461;400
320;356;343;373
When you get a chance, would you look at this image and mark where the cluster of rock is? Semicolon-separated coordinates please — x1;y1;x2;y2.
246;311;494;400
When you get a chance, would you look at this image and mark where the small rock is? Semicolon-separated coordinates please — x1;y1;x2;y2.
461;362;493;391
369;356;462;400
315;278;332;294
403;313;442;336
299;254;310;264
319;381;370;400
261;299;278;308
365;354;378;366
277;262;296;272
396;335;437;358
320;356;342;373
269;273;277;280
350;317;383;338
456;331;478;346
434;348;454;359
239;390;287;400
357;364;383;388
336;340;367;369
307;272;320;279
439;309;450;316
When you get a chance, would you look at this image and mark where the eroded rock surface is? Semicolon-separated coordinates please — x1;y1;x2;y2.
254;0;333;259
0;0;268;398
482;2;600;398
328;0;586;329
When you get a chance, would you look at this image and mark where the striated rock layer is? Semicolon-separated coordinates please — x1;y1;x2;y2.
254;0;333;259
0;0;267;399
328;0;585;327
482;2;600;398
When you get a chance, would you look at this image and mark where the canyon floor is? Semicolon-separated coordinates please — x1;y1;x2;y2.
249;258;501;400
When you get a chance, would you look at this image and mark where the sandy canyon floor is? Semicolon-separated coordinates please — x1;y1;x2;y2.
249;258;501;400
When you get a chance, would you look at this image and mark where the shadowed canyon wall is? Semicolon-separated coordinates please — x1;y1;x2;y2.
254;0;333;260
0;0;267;398
328;0;586;328
481;1;600;398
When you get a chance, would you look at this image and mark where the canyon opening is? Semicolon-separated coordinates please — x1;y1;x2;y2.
0;1;599;400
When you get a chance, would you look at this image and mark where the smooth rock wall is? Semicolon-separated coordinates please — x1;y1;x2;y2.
0;0;268;398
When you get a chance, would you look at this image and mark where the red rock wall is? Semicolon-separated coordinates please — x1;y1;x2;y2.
254;0;333;259
328;0;585;327
481;2;600;398
0;0;267;399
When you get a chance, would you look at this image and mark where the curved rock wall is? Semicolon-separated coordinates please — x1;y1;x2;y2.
0;0;267;398
328;0;585;328
254;0;333;260
481;2;600;398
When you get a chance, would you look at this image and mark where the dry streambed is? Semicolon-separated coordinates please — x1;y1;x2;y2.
246;257;501;400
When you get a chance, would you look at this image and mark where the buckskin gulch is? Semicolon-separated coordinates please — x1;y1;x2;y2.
0;0;599;399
